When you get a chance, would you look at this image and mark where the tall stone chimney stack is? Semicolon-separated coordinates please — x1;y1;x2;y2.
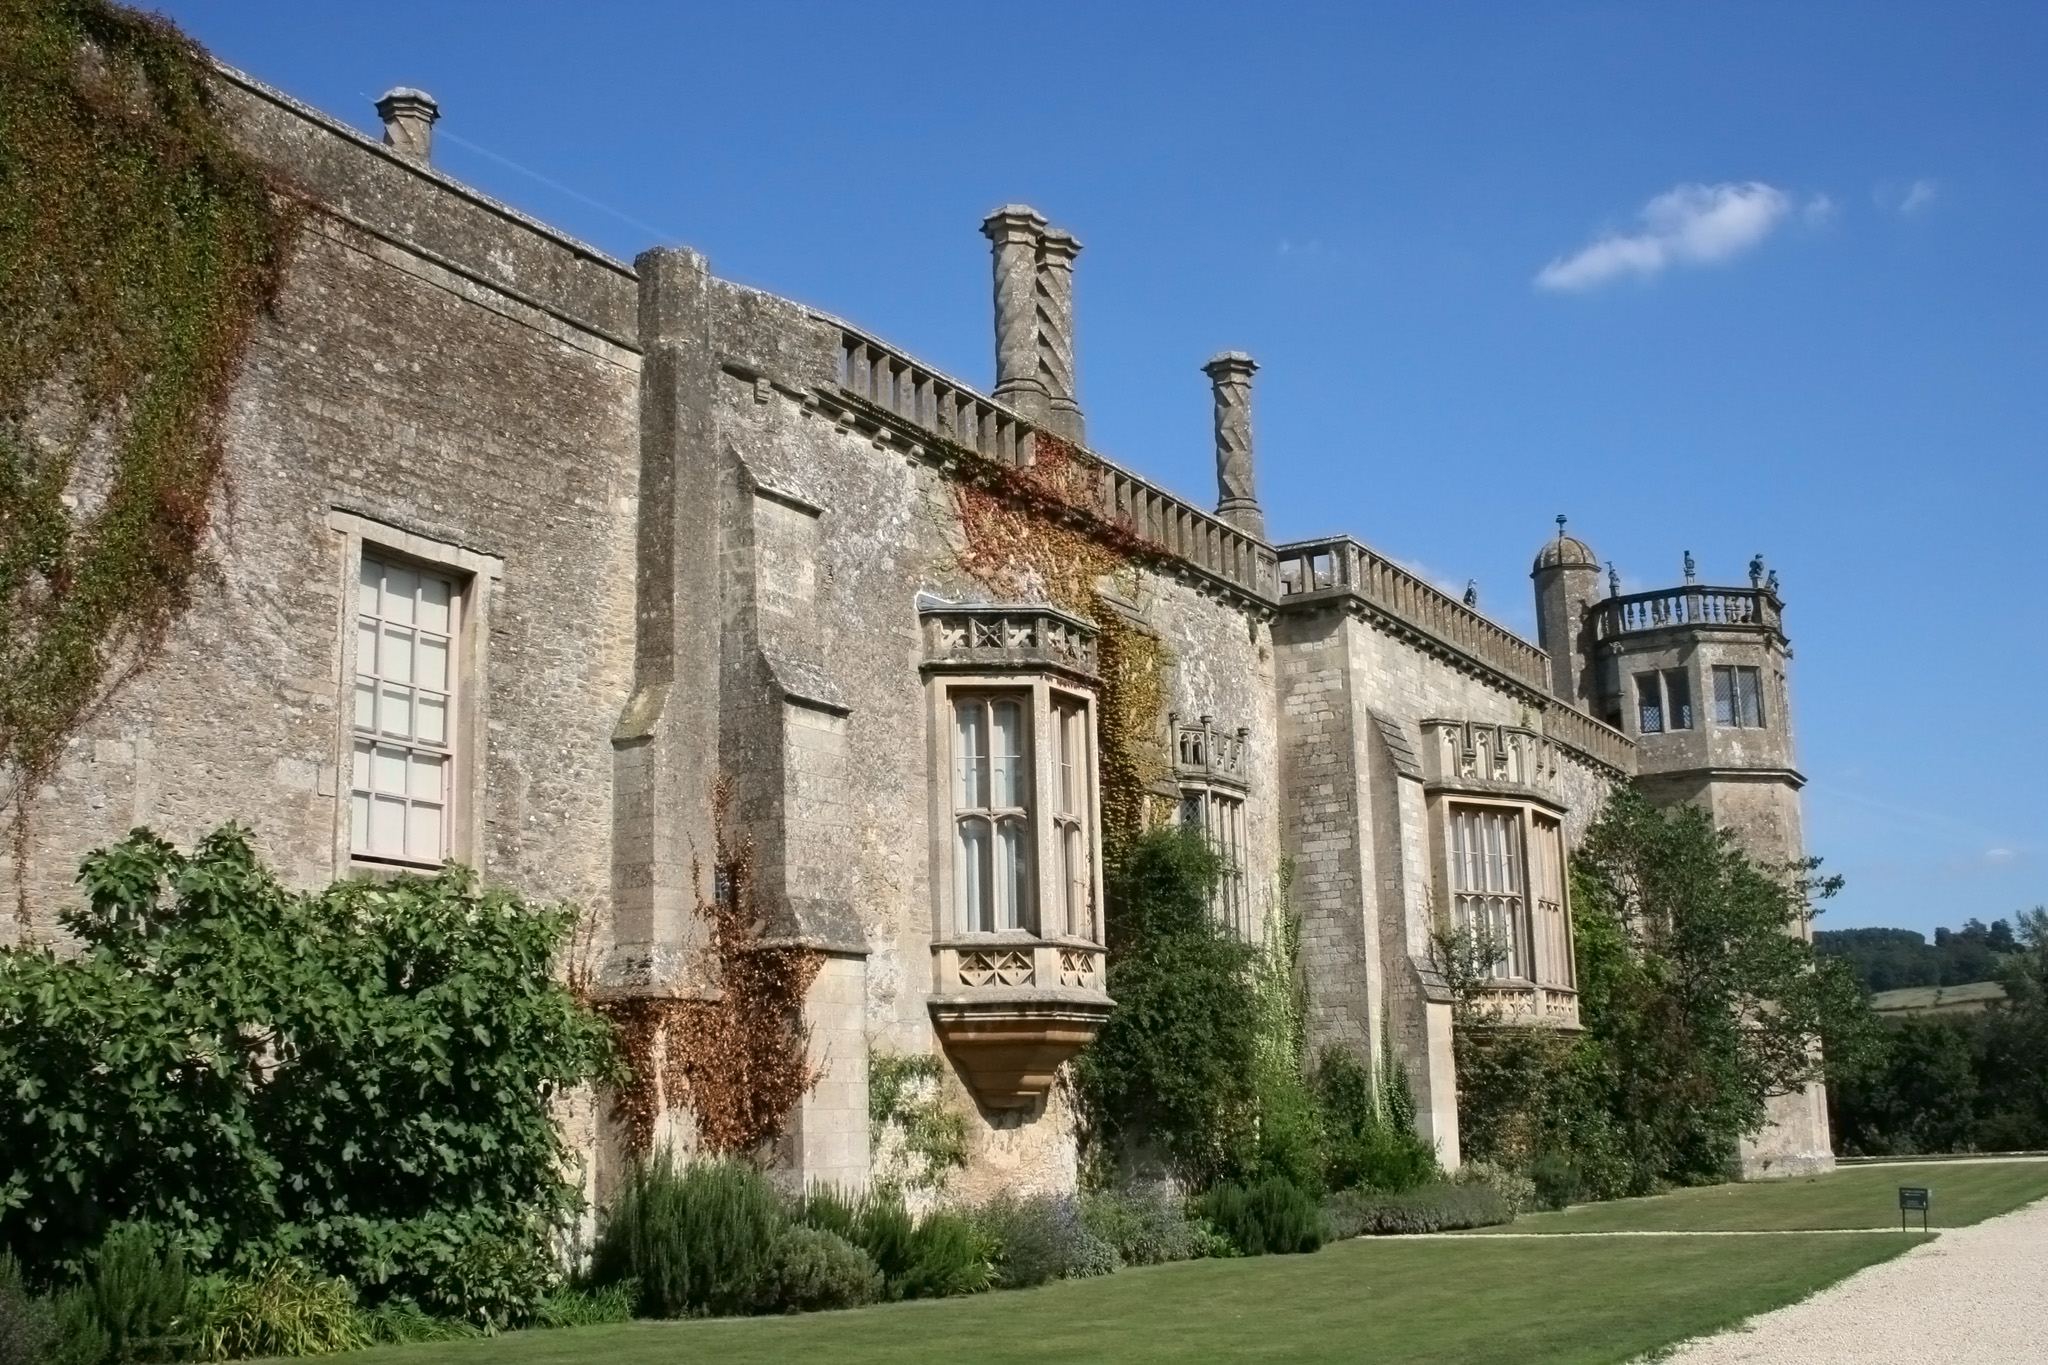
982;206;1051;422
1203;352;1265;539
375;88;440;161
1036;228;1085;444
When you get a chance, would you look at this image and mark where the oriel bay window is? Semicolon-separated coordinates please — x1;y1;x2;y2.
1448;804;1527;980
920;599;1113;1114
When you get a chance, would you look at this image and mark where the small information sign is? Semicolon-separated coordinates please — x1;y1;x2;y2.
1898;1185;1931;1231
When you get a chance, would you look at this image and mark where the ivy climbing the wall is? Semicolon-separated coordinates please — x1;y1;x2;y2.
951;432;1171;866
593;778;823;1157
0;0;301;897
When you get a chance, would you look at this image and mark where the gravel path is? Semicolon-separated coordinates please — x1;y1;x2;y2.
1658;1197;2048;1363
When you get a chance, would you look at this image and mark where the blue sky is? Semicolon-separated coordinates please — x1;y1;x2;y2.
166;2;2048;940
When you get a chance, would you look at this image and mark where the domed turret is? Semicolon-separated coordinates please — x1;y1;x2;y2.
1532;533;1598;574
1531;518;1602;709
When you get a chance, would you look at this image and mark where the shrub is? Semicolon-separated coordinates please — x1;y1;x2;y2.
1313;1046;1439;1194
189;1260;367;1360
1528;1151;1585;1211
77;1223;194;1362
1454;1161;1536;1216
971;1196;1118;1288
795;1189;992;1302
1197;1178;1325;1256
0;1254;55;1365
355;1298;482;1345
753;1228;882;1313
590;1156;785;1318
535;1284;635;1329
1078;1187;1207;1266
1324;1181;1514;1237
1077;828;1261;1187
897;1211;995;1300
0;828;618;1289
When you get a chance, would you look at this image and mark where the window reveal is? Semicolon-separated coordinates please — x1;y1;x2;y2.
1449;805;1527;980
1712;665;1764;728
954;694;1033;933
352;555;457;863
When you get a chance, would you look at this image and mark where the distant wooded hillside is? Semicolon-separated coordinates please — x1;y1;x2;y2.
1815;919;2020;993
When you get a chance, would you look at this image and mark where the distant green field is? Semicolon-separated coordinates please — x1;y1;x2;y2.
339;1232;1915;1365
1468;1158;2048;1234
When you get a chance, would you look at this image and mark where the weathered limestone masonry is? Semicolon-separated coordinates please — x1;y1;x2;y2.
5;62;1828;1194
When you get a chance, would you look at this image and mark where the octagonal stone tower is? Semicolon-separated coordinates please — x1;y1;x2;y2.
1581;557;1832;1178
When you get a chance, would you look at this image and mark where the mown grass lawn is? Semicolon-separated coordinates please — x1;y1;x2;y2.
1469;1158;2048;1234
343;1232;1917;1365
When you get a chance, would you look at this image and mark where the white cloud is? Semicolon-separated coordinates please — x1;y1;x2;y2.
1900;179;1938;215
1536;181;1791;291
1803;193;1837;227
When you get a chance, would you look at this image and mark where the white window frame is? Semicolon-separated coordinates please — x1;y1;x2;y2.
325;511;502;873
928;673;1102;947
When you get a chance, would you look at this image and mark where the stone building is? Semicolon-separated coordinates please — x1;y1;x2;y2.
2;64;1832;1199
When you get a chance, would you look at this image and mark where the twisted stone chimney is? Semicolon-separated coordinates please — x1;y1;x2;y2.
1203;352;1265;539
981;207;1086;445
375;88;440;161
983;206;1049;418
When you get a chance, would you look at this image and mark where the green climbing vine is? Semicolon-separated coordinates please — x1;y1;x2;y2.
0;0;301;878
950;432;1172;868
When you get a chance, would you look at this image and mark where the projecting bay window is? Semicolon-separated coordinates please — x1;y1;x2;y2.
1712;665;1765;728
1634;668;1694;735
352;555;458;865
1449;804;1528;980
942;681;1102;943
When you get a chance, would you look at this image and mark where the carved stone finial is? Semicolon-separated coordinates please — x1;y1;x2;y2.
1766;568;1780;594
1608;561;1621;598
1203;351;1264;539
1036;228;1084;444
1683;549;1697;585
982;206;1050;417
375;87;439;161
1463;580;1479;608
1556;514;1568;538
1748;553;1766;588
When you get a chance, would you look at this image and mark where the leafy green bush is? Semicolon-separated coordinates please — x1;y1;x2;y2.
897;1211;996;1300
753;1229;881;1313
1324;1181;1514;1237
1197;1178;1325;1256
534;1284;635;1329
970;1196;1118;1288
189;1260;366;1360
1454;1161;1536;1216
1078;1187;1209;1266
0;1253;56;1365
1527;1151;1585;1211
0;827;618;1297
794;1188;992;1302
1078;828;1260;1187
590;1157;785;1318
1312;1045;1438;1194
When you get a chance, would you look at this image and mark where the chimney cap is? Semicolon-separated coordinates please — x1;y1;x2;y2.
1203;351;1258;376
1039;226;1083;260
375;87;440;120
981;204;1048;241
